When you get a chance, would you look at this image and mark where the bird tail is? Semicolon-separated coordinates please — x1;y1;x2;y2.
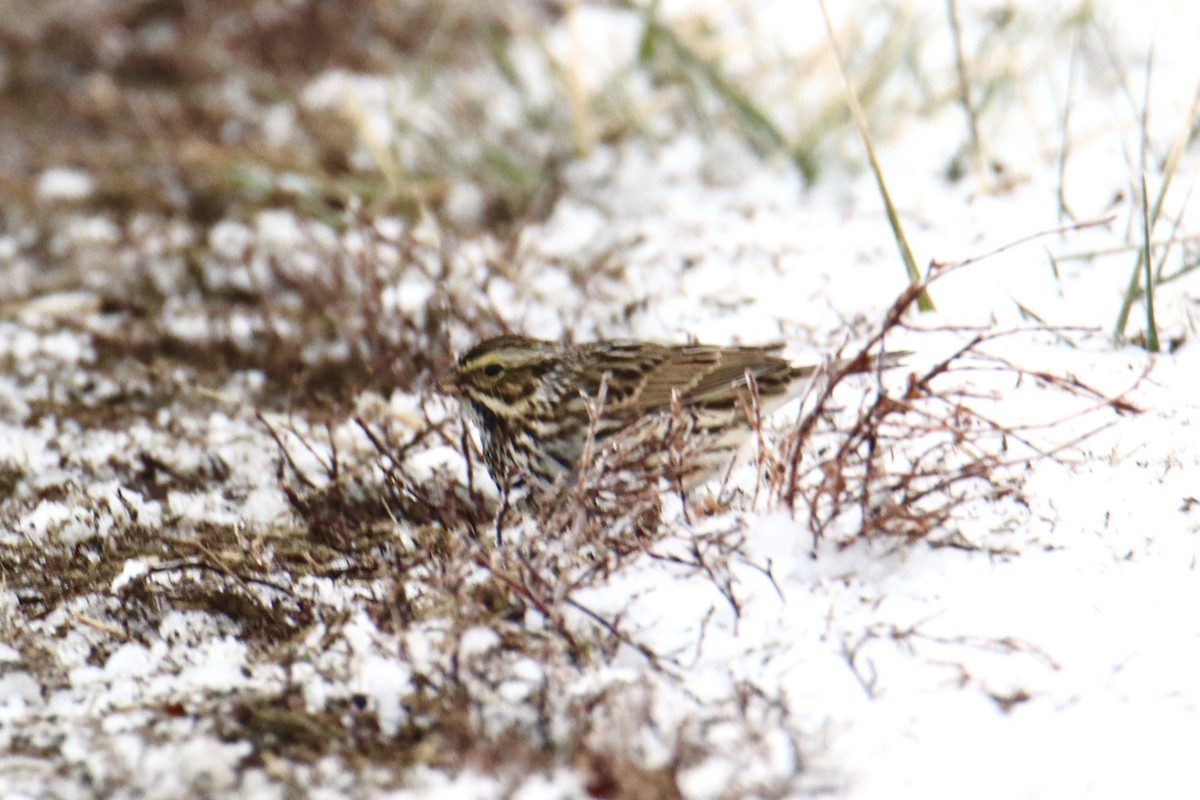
789;348;911;381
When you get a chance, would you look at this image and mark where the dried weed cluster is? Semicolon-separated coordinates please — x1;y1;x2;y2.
0;2;1153;796
0;199;1138;796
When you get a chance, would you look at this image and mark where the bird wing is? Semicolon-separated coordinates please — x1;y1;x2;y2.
606;344;789;412
577;342;906;422
675;347;794;408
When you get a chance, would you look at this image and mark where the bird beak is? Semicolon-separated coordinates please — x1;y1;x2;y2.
435;367;462;397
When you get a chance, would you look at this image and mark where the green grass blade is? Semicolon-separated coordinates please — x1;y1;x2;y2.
817;0;934;311
1139;173;1160;352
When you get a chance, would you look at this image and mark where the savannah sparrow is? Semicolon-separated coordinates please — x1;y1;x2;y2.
440;335;906;503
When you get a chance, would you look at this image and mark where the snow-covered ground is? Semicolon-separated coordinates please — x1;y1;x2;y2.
1;1;1198;798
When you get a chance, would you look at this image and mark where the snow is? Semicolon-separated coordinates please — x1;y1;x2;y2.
4;0;1200;798
35;168;94;203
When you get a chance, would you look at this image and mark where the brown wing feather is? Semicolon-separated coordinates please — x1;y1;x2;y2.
575;341;899;419
675;348;792;407
605;344;791;412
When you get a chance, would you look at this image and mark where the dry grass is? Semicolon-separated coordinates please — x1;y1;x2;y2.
0;242;1140;792
0;1;1167;796
762;271;1141;547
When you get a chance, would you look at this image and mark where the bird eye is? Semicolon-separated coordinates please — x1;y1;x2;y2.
482;363;504;378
